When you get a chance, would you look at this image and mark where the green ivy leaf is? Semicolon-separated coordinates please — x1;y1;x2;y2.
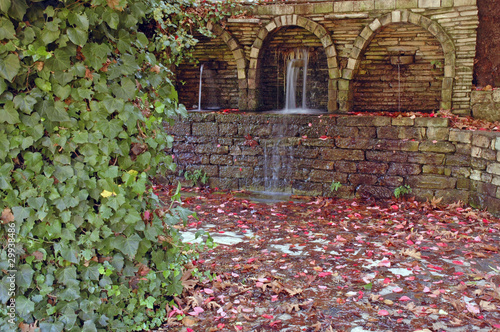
8;0;27;21
0;0;11;15
38;322;64;332
46;49;71;72
59;307;78;329
67;27;88;47
111;77;136;100
111;234;141;259
0;53;20;82
13;93;37;114
16;295;34;318
54;266;78;286
0;101;20;124
102;11;119;30
16;264;34;289
39;100;71;122
0;17;16;39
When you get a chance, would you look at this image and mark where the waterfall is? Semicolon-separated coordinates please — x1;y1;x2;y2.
197;63;204;111
284;48;309;111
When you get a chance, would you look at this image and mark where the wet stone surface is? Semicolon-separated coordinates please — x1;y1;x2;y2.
156;188;500;332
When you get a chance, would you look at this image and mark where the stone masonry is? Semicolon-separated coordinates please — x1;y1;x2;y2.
165;112;500;215
175;0;479;115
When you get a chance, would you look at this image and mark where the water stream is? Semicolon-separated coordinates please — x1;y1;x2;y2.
284;48;309;112
197;63;204;111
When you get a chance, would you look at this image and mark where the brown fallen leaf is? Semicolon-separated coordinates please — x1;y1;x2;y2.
399;248;421;260
479;300;496;311
284;303;300;313
1;208;14;224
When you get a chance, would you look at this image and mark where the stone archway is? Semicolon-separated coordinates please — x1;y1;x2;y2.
247;15;339;112
343;10;455;112
206;21;248;110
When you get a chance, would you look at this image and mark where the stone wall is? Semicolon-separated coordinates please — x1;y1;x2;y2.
164;112;500;215
176;0;479;115
470;90;500;122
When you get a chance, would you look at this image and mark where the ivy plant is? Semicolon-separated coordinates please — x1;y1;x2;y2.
0;0;221;330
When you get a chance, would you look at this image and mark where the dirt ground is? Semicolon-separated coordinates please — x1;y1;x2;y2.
474;0;500;88
155;189;500;332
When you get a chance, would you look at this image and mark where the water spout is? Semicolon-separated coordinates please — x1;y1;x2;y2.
197;63;204;111
284;48;309;111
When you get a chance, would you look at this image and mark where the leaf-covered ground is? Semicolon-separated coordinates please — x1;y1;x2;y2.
155;188;500;332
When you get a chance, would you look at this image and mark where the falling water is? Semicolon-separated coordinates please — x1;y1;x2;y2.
197;63;204;111
397;62;401;112
284;49;309;111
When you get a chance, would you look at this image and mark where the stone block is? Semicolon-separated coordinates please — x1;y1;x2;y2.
387;163;422;175
408;175;457;189
219;123;237;136
426;127;449;140
334;1;354;12
356;185;394;199
378;175;404;187
357;161;389;174
472;134;492;148
392;117;414;126
392;10;401;23
336;137;375;149
353;0;375;11
419;141;456;153
313;2;334;13
369;19;382;32
375;0;396;10
422;165;452;176
445;154;470;166
418;0;440;8
454;0;476;6
335;161;357;173
377;126;399;139
195;144;228;155
366;150;408;163
408;152;445;165
456;178;470;190
415;117;449;127
435;189;470;205
399;127;425;140
472;103;500;122
360;26;374;40
210;155;233;165
449;129;471;143
348;174;378;186
396;0;417;8
320;148;365;161
193;122;218;136
220;166;253;178
487;163;500;176
338;116;391;127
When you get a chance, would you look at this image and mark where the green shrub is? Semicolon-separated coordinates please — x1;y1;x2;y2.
0;0;217;330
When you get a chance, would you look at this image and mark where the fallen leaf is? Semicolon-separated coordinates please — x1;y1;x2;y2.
378;309;390;316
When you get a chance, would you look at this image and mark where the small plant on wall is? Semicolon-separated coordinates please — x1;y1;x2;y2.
183;169;209;187
330;180;342;193
394;185;412;199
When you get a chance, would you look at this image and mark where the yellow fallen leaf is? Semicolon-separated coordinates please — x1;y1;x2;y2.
127;170;138;176
100;190;116;198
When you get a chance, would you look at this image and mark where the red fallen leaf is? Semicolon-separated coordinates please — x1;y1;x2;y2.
452;260;464;265
392;287;403;293
217;323;225;329
399;296;412;301
203;288;214;294
391;205;399;210
262;314;273;319
383;278;391;284
427;264;444;271
319;135;331;140
378;309;390;316
318;271;332;277
247;258;256;263
269;320;282;327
